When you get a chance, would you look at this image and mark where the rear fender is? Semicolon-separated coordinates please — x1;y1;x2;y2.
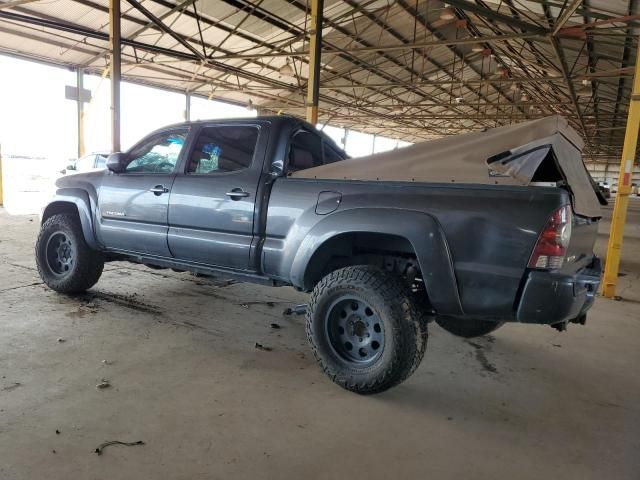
291;208;463;315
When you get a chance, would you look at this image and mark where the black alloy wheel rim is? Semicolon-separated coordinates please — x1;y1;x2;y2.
45;231;75;277
326;296;385;364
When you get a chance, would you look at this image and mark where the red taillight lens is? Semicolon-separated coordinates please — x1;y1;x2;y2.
528;205;572;269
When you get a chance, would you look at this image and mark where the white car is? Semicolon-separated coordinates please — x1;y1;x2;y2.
61;153;109;174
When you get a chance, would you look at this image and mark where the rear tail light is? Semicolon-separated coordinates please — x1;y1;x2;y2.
528;205;572;269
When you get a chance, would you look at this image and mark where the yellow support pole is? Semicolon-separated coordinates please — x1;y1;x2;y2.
305;0;323;124
602;41;640;298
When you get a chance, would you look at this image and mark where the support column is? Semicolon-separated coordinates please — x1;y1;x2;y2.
76;68;85;157
185;92;191;121
602;42;640;298
109;0;121;152
305;0;323;124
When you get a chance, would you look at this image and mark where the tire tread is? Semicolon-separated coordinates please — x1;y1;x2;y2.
35;213;104;293
306;265;428;394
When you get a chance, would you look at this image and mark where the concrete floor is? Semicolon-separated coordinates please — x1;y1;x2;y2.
0;202;639;480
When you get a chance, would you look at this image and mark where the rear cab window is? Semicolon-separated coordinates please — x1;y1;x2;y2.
286;129;347;175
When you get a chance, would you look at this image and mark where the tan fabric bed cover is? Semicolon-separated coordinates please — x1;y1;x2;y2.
293;116;601;218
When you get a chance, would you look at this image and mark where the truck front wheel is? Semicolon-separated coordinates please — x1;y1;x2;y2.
435;317;504;338
306;266;428;394
36;213;104;293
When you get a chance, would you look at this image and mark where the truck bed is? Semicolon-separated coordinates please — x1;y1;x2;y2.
263;177;598;321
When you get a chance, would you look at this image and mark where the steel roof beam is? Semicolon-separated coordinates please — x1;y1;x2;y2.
283;0;463;108
125;0;205;60
395;0;526;121
208;32;542;60
443;0;549;34
144;0;446;128
552;0;583;35
609;0;637;149
213;0;455;128
550;37;589;139
310;0;494;127
0;0;41;10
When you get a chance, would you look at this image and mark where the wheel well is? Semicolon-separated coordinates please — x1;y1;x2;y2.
303;232;421;291
42;202;80;224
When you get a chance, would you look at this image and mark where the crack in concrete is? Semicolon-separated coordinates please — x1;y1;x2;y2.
5;262;37;272
0;281;44;293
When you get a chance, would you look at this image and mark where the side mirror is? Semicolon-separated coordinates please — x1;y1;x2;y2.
106;152;127;173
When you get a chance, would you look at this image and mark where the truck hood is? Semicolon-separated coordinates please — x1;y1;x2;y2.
56;168;109;188
55;168;107;190
294;116;601;218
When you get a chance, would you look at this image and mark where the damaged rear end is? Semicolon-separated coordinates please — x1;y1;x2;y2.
487;130;604;330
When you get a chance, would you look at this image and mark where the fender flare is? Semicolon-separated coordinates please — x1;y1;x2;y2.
41;189;100;250
290;208;464;316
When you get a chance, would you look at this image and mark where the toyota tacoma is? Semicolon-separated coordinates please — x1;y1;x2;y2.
36;115;603;394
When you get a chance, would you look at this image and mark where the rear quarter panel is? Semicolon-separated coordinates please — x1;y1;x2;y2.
264;178;567;318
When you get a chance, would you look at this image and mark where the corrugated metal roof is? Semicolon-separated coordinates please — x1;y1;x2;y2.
0;0;638;157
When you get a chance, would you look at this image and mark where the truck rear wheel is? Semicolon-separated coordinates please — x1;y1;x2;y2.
435;317;504;338
36;213;104;293
306;266;428;394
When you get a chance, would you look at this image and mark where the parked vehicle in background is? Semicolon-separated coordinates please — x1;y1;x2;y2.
61;152;109;174
36;115;603;394
597;182;611;199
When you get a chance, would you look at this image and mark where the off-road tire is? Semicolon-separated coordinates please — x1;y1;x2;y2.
306;266;429;394
435;317;504;338
36;213;104;293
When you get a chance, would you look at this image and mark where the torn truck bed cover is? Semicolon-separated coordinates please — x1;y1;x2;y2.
294;116;601;218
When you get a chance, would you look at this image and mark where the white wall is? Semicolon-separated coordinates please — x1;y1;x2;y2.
190;96;256;121
586;162;640;186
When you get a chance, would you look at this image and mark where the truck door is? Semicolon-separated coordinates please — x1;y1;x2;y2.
167;123;266;270
96;128;188;257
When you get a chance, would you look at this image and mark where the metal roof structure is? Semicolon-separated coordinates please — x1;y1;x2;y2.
0;0;638;160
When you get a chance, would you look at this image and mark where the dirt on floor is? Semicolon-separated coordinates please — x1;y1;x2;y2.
0;202;639;480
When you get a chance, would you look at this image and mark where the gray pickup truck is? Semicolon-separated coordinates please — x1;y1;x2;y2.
36;115;603;394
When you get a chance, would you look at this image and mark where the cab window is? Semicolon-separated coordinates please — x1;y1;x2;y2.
323;142;346;164
125;130;188;174
187;125;259;174
288;131;322;174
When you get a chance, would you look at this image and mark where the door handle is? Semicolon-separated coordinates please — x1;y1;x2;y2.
149;185;169;195
225;189;250;200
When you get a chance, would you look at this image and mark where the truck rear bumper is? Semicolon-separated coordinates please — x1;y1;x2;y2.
516;257;601;325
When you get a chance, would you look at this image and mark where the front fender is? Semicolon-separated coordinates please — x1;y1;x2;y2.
42;189;100;250
290;208;464;316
